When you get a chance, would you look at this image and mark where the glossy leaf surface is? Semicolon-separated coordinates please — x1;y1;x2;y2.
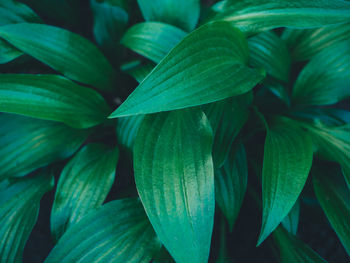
51;144;119;241
0;23;116;91
258;118;313;245
45;199;161;263
0;74;111;128
134;108;214;263
213;0;350;35
0;0;41;26
0;170;54;263
137;0;200;32
0;114;90;180
110;21;265;118
121;22;187;63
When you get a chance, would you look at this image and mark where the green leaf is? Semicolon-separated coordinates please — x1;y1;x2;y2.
204;92;252;168
137;0;200;32
215;142;248;231
45;198;162;263
292;41;350;106
0;0;41;26
0;23;116;91
0;38;22;64
91;0;128;61
134;108;214;263
0;170;54;263
273;226;327;263
116;115;144;154
51;144;119;241
313;165;350;256
0;74;111;128
0;113;90;180
110;21;265;118
248;31;291;82
282;22;350;61
213;0;350;35
281;200;300;235
258;118;313;245
121;61;155;83
121;22;187;63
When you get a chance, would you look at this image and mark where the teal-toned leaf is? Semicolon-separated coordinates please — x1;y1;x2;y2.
0;38;22;64
313;165;350;255
0;170;54;263
110;21;265;118
116;115;144;154
292;41;350;106
0;0;41;26
51;144;119;241
0;23;116;91
215;142;248;231
137;0;200;32
121;22;187;63
91;0;128;61
134;108;214;263
282;22;350;61
0;74;111;128
121;61;155;83
258;118;313;245
273;226;327;263
213;0;350;35
248;31;291;82
281;200;300;235
204;92;252;168
0;113;90;180
45;198;162;263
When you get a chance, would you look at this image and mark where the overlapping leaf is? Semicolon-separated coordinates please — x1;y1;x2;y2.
273;226;327;263
121;61;155;83
215;142;248;231
0;170;54;263
293;41;350;106
258;118;313;245
110;21;265;118
313;165;350;256
0;0;41;26
248;31;291;82
121;22;187;63
0;39;22;64
134;108;214;263
0;23;116;91
282;22;350;61
281;200;300;235
0;113;90;180
45;199;162;263
204;92;252;168
137;0;200;32
0;74;111;128
51;144;119;241
213;0;350;35
116;115;144;154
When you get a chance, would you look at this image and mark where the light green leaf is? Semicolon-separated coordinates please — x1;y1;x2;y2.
91;0;128;60
116;115;144;154
0;74;111;129
45;198;162;263
273;226;327;263
110;21;265;118
121;22;187;63
0;0;41;26
0;23;116;91
0;38;22;64
0;170;54;263
134;108;214;263
281;200;300;235
0;113;90;180
213;0;350;35
313;165;350;256
137;0;200;32
282;22;350;61
248;31;291;82
258;118;313;245
215;142;248;231
51;144;119;241
204;92;252;168
292;41;350;106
